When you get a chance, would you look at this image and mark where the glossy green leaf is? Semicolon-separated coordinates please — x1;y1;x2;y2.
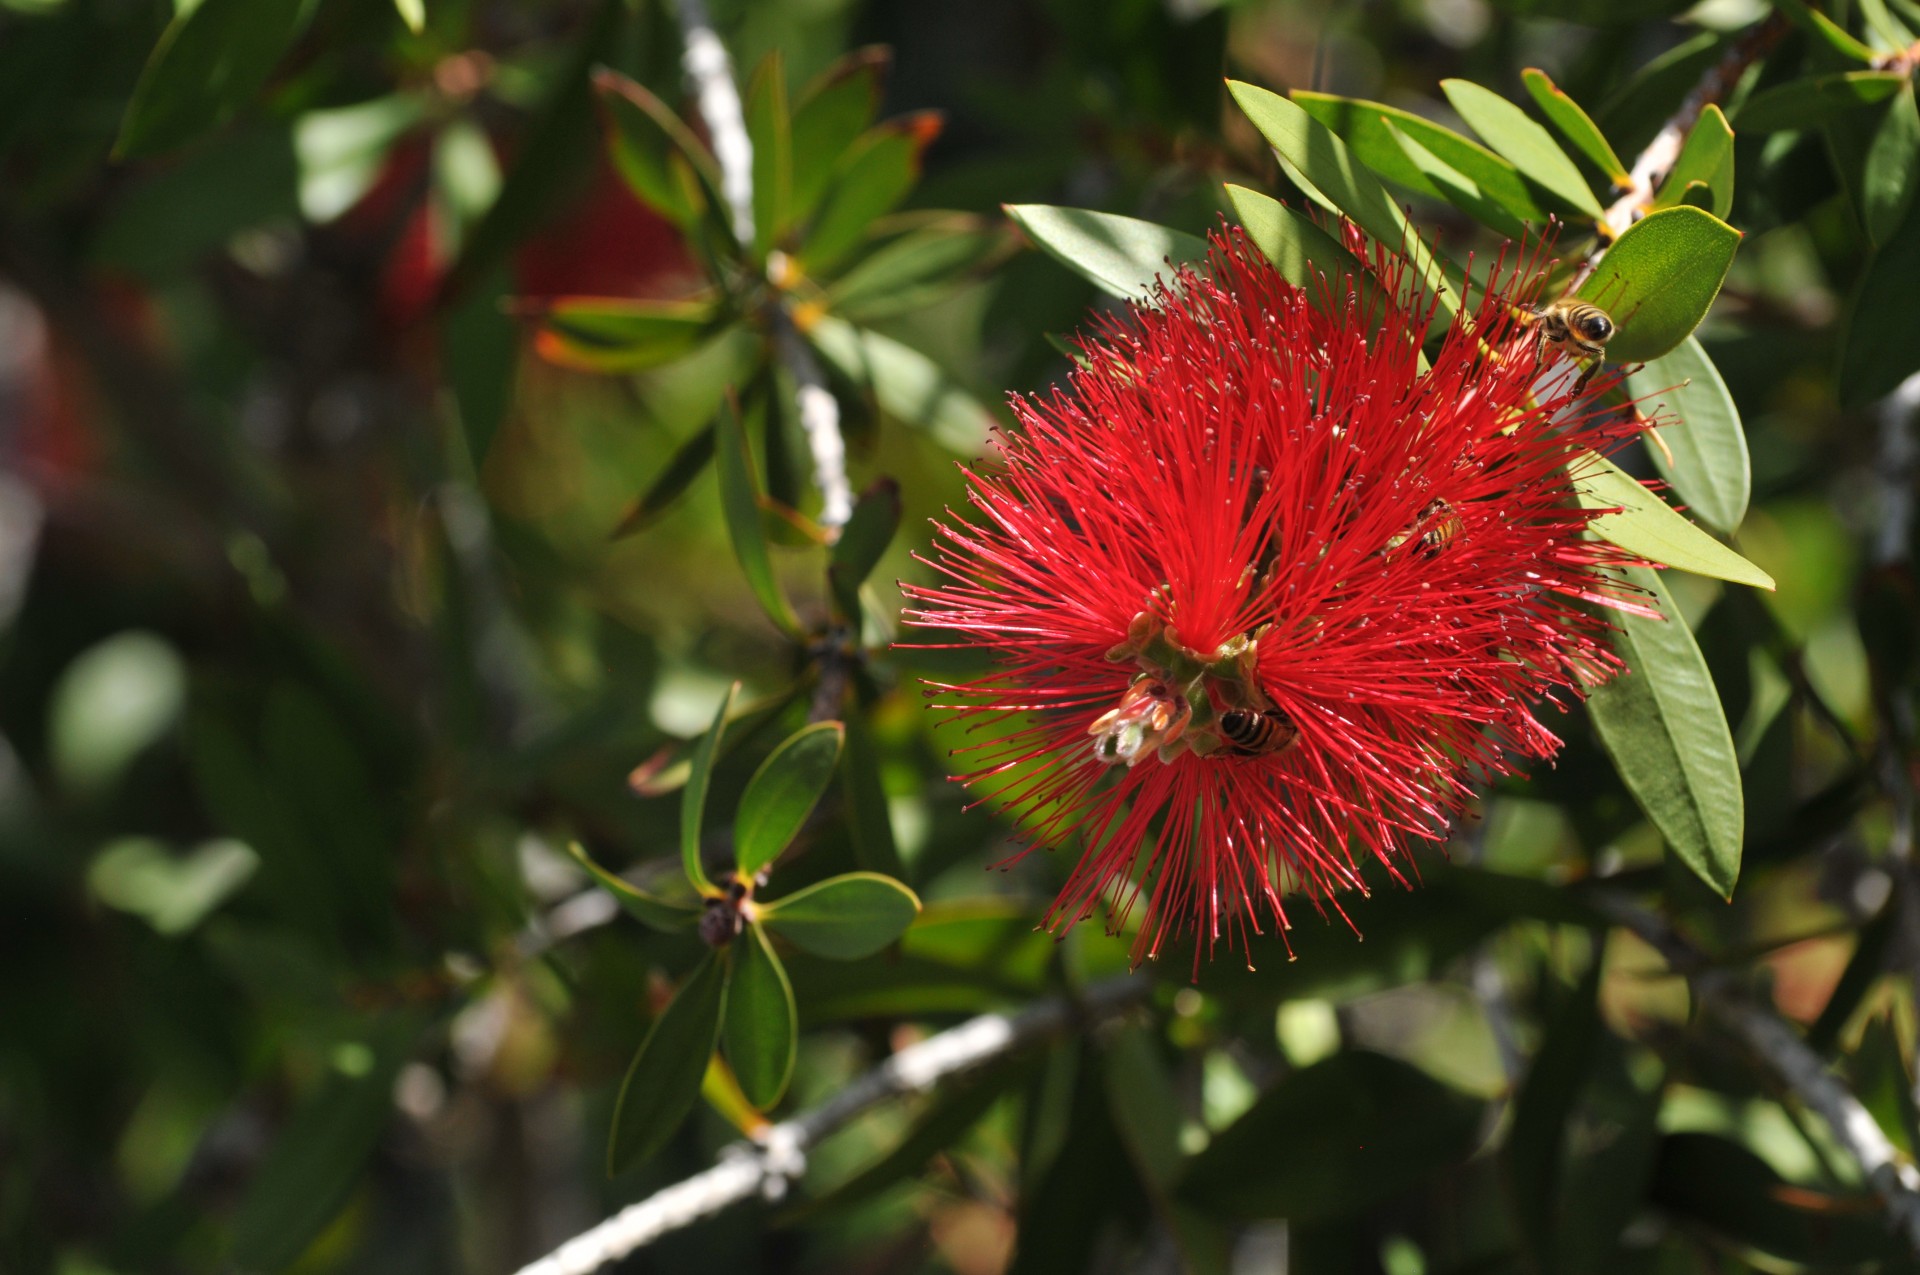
1588;566;1743;898
1839;189;1920;406
566;842;701;932
746;53;792;251
593;68;723;236
1652;105;1733;219
1629;337;1749;534
609;424;716;539
1576;205;1740;362
393;0;425;33
1776;0;1881;62
1384;120;1528;239
735;721;843;878
829;478;901;622
724;925;797;1109
826;220;1006;321
1292;92;1551;226
1522;68;1629;184
1228;81;1459;318
115;0;304;159
801;114;938;268
1004;204;1208;303
807;314;995;454
1863;81;1920;245
682;683;739;897
789;47;889;225
608;953;727;1173
232;1020;414;1270
1442;78;1604;217
1224;185;1368;295
1576;454;1774;589
1177;1051;1482;1223
840;705;905;878
760;871;921;960
715;397;803;636
1735;71;1908;133
534;297;723;372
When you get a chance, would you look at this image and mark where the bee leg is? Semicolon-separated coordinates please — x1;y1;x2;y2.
1572;359;1601;396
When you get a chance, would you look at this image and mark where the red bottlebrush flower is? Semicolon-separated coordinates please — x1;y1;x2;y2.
904;224;1652;970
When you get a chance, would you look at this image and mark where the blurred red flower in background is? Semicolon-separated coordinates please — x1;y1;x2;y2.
906;225;1653;969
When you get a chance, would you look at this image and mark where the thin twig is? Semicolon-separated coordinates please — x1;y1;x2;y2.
509;976;1153;1275
670;0;853;533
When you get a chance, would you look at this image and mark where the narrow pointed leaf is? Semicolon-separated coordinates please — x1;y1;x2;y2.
1441;78;1604;217
682;683;740;896
630;684;800;798
725;925;797;1109
566;842;701;932
1384;120;1527;238
1862;0;1918;47
593;68;720;232
760;871;921;960
1735;71;1907;133
1293;91;1550;225
790;47;889;224
715;396;803;636
1227;81;1459;318
801;114;940;269
608;953;727;1173
829;478;901;622
1576;205;1740;362
533;297;724;372
393;0;426;33
609;424;717;538
746;53;792;250
841;706;905;878
1863;81;1920;245
735;722;843;878
1004;205;1208;303
1576;454;1773;589
1839;191;1920;406
1225;185;1364;291
115;0;305;159
1522;68;1630;184
1652;105;1733;219
807;315;994;454
1628;337;1749;534
1588;566;1744;897
1776;0;1880;62
826;220;1007;321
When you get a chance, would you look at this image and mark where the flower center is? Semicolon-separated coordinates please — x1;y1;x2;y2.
1088;608;1292;766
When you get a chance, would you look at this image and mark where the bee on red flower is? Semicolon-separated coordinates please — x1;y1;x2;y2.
903;224;1654;971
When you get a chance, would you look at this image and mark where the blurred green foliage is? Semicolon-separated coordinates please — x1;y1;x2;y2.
3;1;1920;1274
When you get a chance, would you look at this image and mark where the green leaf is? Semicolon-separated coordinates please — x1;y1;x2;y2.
1441;78;1605;217
735;721;844;878
1863;0;1919;46
1003;204;1209;303
807;314;995;454
1576;205;1740;362
789;47;889;226
1227;82;1459;318
115;0;305;159
1735;71;1908;133
1840;189;1920;405
608;952;727;1174
724;925;797;1109
1292;92;1551;226
760;871;921;960
715;396;803;635
393;0;425;33
1575;454;1774;589
609;423;717;539
1383;120;1528;240
745;53;791;251
566;842;701;932
1588;566;1744;898
829;478;901;622
1776;0;1881;62
232;1020;415;1270
1863;81;1920;245
1103;1026;1184;1191
840;705;905;878
593;67;722;235
1628;337;1749;534
825;220;1006;321
682;683;740;897
1177;1051;1482;1224
800;114;939;269
1652;105;1733;219
1224;184;1371;296
1522;68;1630;185
533;297;724;372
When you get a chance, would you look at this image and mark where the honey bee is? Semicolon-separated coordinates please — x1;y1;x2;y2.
1218;706;1300;757
1384;499;1465;558
1521;298;1615;393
